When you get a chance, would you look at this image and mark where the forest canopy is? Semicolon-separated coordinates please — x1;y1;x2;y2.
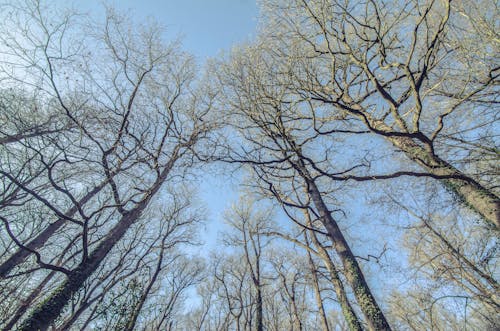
0;0;498;330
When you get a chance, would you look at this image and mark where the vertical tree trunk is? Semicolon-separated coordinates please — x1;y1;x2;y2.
304;235;330;331
255;285;263;331
124;238;166;331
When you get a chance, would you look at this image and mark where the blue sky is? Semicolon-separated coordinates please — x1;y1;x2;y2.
67;0;259;59
52;0;260;248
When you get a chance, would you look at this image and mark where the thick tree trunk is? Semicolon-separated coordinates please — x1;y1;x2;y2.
357;112;500;229
296;161;391;331
2;270;55;331
0;180;107;278
17;206;144;331
16;147;181;331
388;133;499;228
340;101;499;228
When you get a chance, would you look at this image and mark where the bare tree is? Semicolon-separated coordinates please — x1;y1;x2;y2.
222;199;275;331
384;194;499;330
255;0;499;228
211;41;391;329
0;2;214;329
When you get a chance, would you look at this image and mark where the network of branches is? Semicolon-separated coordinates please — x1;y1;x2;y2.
0;0;498;330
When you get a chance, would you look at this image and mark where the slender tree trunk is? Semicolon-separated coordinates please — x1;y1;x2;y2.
295;160;391;331
252;252;263;331
422;220;499;292
280;274;302;331
305;216;363;331
255;285;263;331
291;291;302;331
123;240;166;331
59;295;101;331
304;235;330;331
0;180;107;278
421;220;500;308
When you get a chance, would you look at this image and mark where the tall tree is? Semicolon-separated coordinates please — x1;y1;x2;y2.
211;40;391;329
255;0;499;228
0;2;214;329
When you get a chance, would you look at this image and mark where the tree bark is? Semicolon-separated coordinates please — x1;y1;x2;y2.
17;147;182;331
388;132;499;229
255;284;263;331
328;99;499;228
2;270;55;331
358;109;499;229
304;215;363;331
0;180;107;278
304;235;330;331
295;160;391;331
17;206;144;331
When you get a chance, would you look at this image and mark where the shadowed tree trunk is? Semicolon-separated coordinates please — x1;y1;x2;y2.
17;145;187;331
18;206;146;331
304;213;363;331
124;230;169;331
351;107;500;228
2;270;55;331
0;180;108;278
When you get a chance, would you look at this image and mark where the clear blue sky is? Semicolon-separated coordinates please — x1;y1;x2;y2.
67;0;259;59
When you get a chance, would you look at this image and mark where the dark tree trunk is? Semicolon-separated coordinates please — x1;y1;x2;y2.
17;206;144;331
17;149;181;331
388;133;499;229
0;180;107;278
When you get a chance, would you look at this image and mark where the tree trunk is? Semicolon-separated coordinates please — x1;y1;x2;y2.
388;133;499;229
2;270;55;331
16;148;180;331
296;161;391;331
339;100;499;228
304;235;330;331
123;239;166;331
0;180;107;278
255;285;263;331
17;206;144;331
305;218;363;331
358;111;500;229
